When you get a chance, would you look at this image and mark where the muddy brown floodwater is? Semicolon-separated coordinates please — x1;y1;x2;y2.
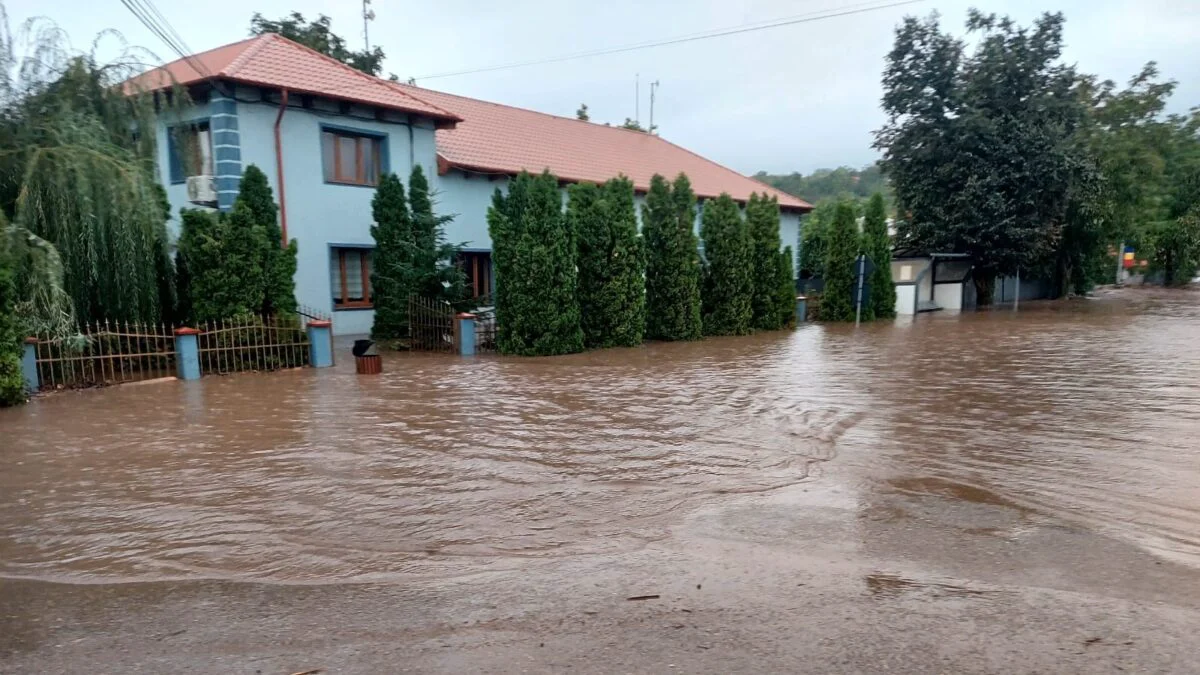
3;286;1200;673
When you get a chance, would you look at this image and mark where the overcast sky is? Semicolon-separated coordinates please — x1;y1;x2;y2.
6;0;1198;175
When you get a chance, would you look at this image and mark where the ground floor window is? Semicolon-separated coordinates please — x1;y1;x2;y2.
330;247;373;309
459;250;493;298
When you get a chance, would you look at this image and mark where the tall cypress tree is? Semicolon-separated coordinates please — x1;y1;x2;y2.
488;170;582;356
822;201;860;322
776;245;797;327
747;192;785;330
572;176;645;349
0;240;24;406
369;173;415;340
238;165;297;316
862;192;896;319
643;173;702;341
407;165;466;301
700;193;753;336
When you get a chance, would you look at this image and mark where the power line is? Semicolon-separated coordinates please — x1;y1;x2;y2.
119;0;215;80
414;0;925;81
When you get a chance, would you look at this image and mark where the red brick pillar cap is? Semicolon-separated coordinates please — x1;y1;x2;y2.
24;336;38;344
456;313;477;320
174;327;201;336
308;319;332;328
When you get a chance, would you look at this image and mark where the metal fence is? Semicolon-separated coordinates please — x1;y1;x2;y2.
463;294;498;354
30;321;177;390
197;314;311;375
409;294;455;353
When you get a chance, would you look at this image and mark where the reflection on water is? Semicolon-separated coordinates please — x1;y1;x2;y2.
1;287;1198;582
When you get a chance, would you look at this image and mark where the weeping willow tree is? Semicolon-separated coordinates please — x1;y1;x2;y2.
0;9;180;325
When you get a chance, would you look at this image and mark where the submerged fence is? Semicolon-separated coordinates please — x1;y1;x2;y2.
23;311;333;392
408;294;498;355
30;321;178;389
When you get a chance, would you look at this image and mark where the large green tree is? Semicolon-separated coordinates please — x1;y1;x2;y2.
571;176;645;348
875;11;1086;304
369;173;414;340
407;165;465;301
237;165;297;316
250;12;385;76
862;193;896;319
701;193;752;335
0;235;24;406
822;201;860;322
488;171;582;356
643;173;702;341
747;193;787;330
0;25;178;325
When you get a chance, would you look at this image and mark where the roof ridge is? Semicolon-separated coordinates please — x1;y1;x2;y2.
262;35;457;120
398;83;660;136
223;33;274;76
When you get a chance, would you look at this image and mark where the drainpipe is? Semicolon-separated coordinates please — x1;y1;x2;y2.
274;88;289;246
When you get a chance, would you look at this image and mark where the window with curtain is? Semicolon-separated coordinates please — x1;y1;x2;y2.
330;247;373;308
321;129;383;186
167;121;212;183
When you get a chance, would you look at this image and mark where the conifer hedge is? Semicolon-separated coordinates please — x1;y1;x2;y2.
643;174;702;341
700;193;753;336
571;176;645;348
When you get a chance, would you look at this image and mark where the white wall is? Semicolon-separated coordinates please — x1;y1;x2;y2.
933;282;964;311
895;284;917;315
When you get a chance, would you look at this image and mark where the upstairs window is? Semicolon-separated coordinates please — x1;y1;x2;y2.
322;129;383;186
167;121;212;184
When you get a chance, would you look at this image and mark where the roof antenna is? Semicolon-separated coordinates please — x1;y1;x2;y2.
635;73;640;126
363;0;376;51
649;80;660;135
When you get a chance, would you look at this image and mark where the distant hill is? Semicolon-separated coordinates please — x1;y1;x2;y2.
752;164;888;204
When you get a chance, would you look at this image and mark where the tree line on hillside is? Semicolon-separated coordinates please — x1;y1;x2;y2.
753;165;888;206
876;10;1200;302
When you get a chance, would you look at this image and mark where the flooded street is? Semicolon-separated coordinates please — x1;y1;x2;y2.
4;286;1200;673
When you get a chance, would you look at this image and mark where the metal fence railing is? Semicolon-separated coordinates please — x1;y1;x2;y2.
196;315;311;375
31;321;177;390
409;294;455;353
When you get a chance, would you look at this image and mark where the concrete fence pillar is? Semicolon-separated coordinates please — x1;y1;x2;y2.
455;313;476;356
21;337;38;392
795;295;808;323
174;327;201;381
306;320;333;368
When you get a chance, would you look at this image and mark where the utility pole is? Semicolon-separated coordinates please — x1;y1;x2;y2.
649;80;660;134
362;0;375;51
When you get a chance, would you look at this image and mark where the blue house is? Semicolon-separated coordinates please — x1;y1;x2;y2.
129;33;812;335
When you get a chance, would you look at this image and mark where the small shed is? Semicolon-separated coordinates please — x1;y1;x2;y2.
891;251;975;315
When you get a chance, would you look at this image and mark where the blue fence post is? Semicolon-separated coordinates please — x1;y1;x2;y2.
21;337;38;392
456;313;476;357
174;327;201;381
795;295;808;323
307;320;333;368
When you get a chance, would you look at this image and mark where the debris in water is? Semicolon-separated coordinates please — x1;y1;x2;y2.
626;594;660;601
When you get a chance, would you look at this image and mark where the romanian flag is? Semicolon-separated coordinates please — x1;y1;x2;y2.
1123;247;1136;269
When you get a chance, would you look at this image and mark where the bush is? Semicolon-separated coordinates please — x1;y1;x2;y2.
0;249;25;406
239;165;298;316
700;193;753;336
643;173;703;341
571;176;645;348
822;201;860;321
488;171;583;356
369;173;415;340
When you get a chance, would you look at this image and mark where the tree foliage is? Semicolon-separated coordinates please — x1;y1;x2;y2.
1148;210;1200;286
876;11;1086;304
407;165;465;301
822;201;860;322
250;12;385;76
488;171;582;356
754;164;889;205
746;193;787;330
643;173;702;341
0;19;178;325
0;234;24;406
776;246;797;328
700;193;753;336
862;192;896;318
799;200;838;279
237;165;297;316
369;173;413;340
576;104;589;121
571;176;645;348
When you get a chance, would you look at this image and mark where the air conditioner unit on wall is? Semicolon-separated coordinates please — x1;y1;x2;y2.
186;175;217;205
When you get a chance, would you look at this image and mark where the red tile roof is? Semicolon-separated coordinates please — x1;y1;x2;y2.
400;84;811;211
124;34;460;125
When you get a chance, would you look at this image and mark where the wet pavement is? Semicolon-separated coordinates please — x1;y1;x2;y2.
3;286;1200;673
